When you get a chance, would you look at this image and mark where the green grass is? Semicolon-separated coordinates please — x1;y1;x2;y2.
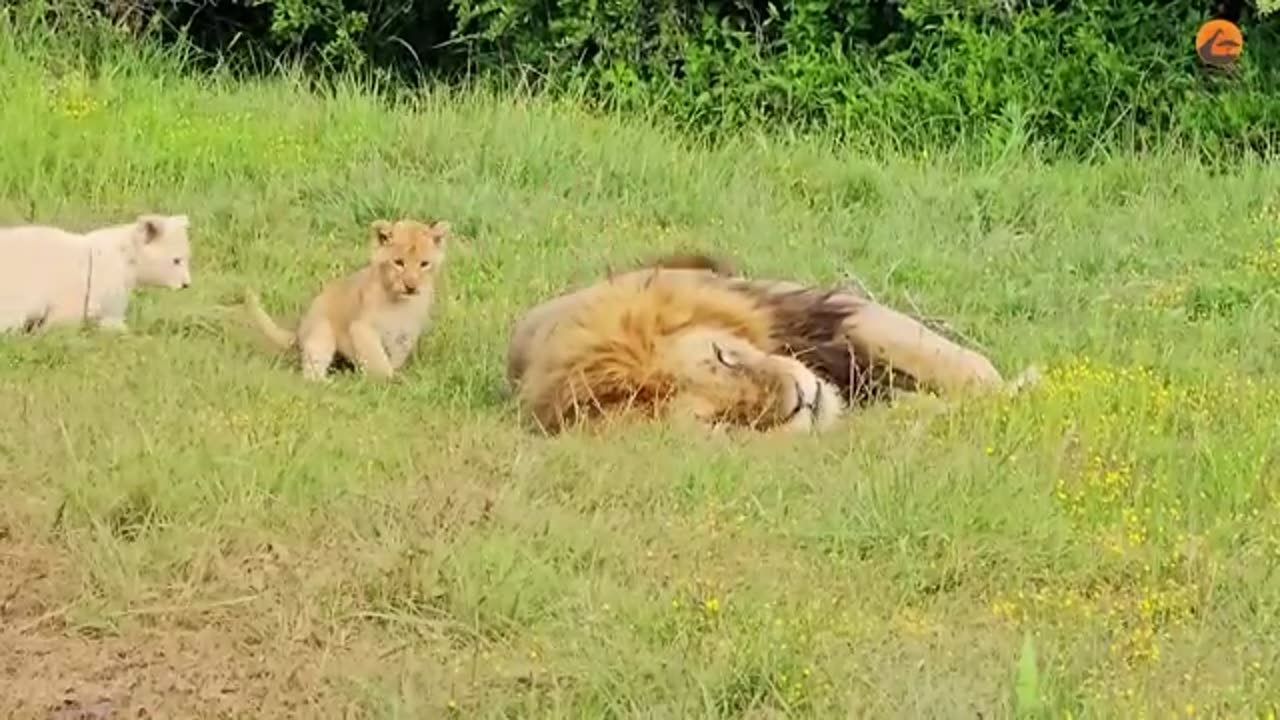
3;16;1280;720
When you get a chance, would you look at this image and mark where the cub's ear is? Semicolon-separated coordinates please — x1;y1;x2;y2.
135;214;164;244
429;220;451;246
370;219;394;246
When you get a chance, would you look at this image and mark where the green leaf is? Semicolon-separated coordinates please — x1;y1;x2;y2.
1013;631;1043;718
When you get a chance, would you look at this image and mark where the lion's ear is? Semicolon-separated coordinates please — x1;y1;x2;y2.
644;252;737;276
370;220;394;246
134;215;164;245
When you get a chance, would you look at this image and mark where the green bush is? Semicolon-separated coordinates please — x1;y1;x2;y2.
27;0;1280;156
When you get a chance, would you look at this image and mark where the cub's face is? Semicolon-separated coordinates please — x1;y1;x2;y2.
662;329;843;434
132;214;192;290
370;218;450;297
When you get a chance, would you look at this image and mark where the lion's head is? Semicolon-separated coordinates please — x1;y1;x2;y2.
369;218;450;298
656;326;843;433
511;269;844;435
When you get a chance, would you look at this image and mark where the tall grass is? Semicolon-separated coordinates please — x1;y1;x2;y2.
1;10;1279;718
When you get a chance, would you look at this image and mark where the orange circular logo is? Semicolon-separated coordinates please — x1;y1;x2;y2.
1196;19;1243;66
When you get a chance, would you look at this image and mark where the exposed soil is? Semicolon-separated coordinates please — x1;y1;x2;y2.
0;542;356;720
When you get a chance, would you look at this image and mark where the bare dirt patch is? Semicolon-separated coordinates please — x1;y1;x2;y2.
1;539;69;621
0;624;359;719
0;540;361;719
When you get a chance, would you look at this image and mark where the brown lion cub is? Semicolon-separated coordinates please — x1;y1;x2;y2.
244;217;450;381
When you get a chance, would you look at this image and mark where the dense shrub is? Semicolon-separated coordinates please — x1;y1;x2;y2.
29;0;1280;155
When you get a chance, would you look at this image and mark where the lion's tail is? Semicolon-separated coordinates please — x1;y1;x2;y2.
243;288;297;350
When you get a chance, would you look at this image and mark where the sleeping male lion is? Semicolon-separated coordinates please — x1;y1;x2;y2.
506;253;1037;435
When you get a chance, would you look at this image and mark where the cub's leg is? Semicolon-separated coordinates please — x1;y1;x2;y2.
298;321;338;382
348;321;396;380
89;285;132;333
839;299;1004;395
384;330;419;372
94;292;132;333
0;301;47;333
97;315;129;333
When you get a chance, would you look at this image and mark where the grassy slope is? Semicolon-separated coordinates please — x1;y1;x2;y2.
2;21;1280;720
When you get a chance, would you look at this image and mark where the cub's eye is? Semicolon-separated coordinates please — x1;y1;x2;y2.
172;258;182;266
712;342;741;369
420;260;431;269
394;259;405;268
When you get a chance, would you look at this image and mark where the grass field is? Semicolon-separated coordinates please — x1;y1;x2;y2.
3;18;1280;720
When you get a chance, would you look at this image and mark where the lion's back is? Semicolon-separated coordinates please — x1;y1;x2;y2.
0;226;88;328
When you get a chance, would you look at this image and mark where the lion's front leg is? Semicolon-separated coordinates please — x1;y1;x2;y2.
839;301;1004;396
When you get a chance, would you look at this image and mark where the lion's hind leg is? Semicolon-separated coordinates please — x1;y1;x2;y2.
298;321;338;382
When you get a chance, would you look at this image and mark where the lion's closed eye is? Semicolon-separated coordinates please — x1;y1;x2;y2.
712;342;741;369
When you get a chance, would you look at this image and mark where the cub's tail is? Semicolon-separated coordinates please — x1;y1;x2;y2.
243;288;297;350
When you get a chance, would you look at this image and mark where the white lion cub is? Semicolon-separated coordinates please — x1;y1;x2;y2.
0;214;192;333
